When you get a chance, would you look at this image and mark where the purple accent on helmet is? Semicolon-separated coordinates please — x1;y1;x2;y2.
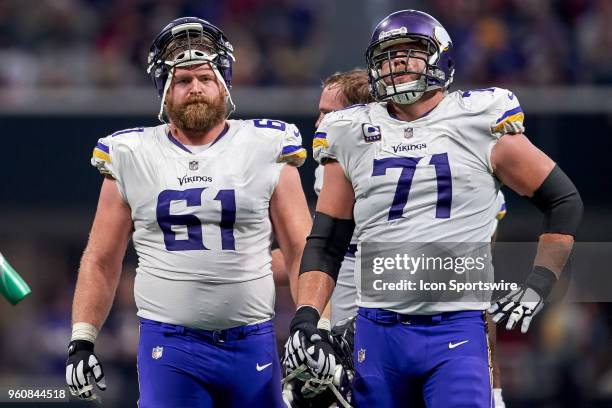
147;17;234;99
365;10;455;101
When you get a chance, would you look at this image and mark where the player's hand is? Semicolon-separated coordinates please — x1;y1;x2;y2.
283;306;337;386
65;340;106;400
488;266;557;333
489;286;543;333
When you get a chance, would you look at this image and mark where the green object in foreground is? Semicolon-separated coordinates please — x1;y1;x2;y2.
0;252;31;305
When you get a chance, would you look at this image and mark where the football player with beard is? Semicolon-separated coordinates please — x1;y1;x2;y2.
284;10;582;408
65;17;311;407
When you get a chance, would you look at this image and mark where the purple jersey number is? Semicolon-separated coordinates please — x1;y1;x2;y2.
157;188;236;251
372;153;452;220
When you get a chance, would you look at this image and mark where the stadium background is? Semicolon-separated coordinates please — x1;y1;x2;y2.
0;0;611;406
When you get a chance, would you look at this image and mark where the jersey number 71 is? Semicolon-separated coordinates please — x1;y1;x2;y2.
372;153;452;220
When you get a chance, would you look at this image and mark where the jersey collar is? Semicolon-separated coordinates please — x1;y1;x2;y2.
166;123;230;154
382;93;450;124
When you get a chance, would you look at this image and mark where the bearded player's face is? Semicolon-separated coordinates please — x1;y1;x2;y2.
165;63;227;133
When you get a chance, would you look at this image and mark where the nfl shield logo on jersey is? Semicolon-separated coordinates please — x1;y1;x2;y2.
362;123;382;143
189;161;199;171
404;127;414;139
357;348;366;363
152;346;163;360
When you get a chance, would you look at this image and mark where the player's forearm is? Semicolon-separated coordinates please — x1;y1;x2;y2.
271;248;289;286
528;165;582;278
296;271;335;314
283;241;305;304
534;233;574;277
321;302;332;321
72;253;122;330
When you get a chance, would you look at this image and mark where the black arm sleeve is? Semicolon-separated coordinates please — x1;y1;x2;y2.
299;212;355;282
529;165;583;237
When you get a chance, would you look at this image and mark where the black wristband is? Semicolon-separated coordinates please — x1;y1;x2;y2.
290;306;320;332
525;266;558;299
68;340;94;355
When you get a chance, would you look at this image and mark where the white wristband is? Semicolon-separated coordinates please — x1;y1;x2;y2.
493;388;505;408
71;322;99;343
317;318;331;332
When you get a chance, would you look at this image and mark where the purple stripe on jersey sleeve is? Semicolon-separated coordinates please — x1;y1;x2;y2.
314;132;327;139
282;145;303;155
495;106;523;124
96;142;109;153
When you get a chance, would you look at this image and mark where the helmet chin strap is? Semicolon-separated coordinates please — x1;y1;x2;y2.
158;66;175;123
158;51;236;123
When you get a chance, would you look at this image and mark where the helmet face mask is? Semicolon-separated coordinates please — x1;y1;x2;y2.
366;10;455;105
370;41;434;105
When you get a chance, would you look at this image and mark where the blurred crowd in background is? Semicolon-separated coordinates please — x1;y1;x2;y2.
0;0;611;89
0;0;611;407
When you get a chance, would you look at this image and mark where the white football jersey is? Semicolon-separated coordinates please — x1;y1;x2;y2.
91;119;306;329
314;87;524;314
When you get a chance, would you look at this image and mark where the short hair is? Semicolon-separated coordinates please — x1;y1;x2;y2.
323;68;374;106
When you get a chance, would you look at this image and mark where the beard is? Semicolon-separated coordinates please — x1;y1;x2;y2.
166;92;227;133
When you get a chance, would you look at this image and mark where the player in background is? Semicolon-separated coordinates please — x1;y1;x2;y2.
284;10;582;408
313;70;374;330
65;17;311;407
281;69;374;408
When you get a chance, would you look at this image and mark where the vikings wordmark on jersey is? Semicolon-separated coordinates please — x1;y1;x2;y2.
92;119;305;330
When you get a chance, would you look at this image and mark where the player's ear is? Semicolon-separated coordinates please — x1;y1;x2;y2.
219;82;229;98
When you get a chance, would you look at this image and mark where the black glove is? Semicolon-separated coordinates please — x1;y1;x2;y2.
283;306;337;385
489;266;557;333
65;340;106;400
